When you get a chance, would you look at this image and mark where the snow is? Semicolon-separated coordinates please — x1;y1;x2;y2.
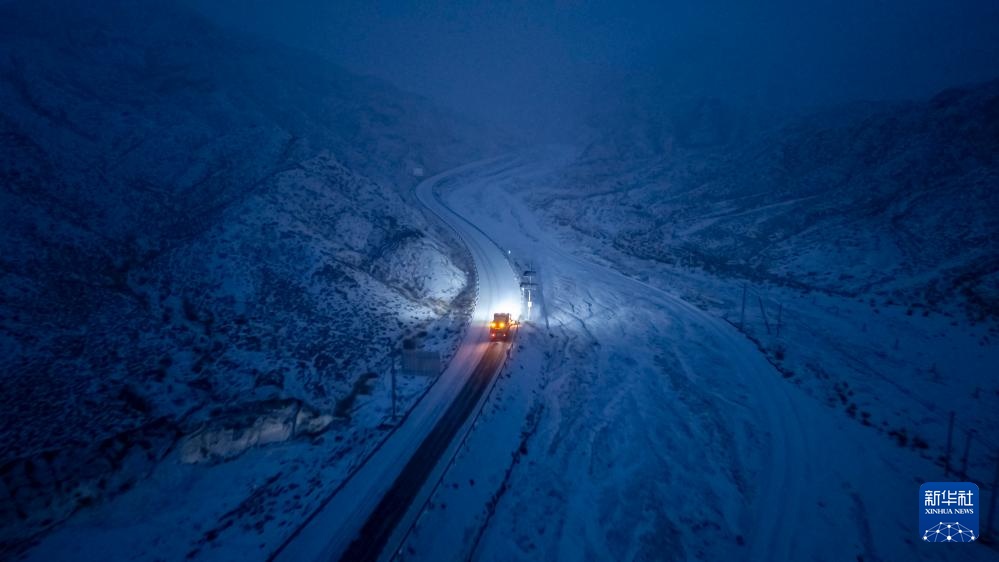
270;157;523;562
3;1;996;559
0;0;498;557
394;149;998;562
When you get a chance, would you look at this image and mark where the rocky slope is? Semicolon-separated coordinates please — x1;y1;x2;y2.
0;0;492;553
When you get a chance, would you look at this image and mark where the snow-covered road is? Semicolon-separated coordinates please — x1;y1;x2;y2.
271;160;522;562
391;151;813;561
279;151;992;562
394;151;997;562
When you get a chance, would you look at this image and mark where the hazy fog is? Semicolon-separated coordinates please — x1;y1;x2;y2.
190;0;999;141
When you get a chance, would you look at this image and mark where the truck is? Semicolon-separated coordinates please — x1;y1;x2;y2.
489;312;513;341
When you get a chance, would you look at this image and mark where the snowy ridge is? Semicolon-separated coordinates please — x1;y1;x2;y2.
0;0;496;557
560;80;999;320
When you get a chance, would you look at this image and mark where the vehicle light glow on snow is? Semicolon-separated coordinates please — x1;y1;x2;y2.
491;297;522;321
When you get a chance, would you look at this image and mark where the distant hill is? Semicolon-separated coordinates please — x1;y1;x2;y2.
555;79;999;319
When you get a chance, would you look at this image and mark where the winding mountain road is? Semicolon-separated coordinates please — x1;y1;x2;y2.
395;151;811;561
270;159;522;562
276;152;810;562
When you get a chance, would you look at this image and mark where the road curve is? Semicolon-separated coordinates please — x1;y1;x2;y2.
416;152;809;561
270;158;521;562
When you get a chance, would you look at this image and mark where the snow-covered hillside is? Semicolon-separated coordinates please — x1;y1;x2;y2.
523;84;999;491
397;149;998;562
425;83;998;560
522;81;999;464
559;80;999;321
0;0;495;556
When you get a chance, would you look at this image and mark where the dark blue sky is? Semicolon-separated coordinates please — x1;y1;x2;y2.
191;0;999;139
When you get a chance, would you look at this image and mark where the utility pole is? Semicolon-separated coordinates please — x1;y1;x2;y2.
959;429;975;481
986;451;998;539
390;351;397;422
758;296;771;334
944;411;955;476
739;283;747;330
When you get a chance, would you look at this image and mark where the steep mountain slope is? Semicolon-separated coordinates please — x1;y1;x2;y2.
552;80;999;319
507;87;999;545
0;0;493;554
